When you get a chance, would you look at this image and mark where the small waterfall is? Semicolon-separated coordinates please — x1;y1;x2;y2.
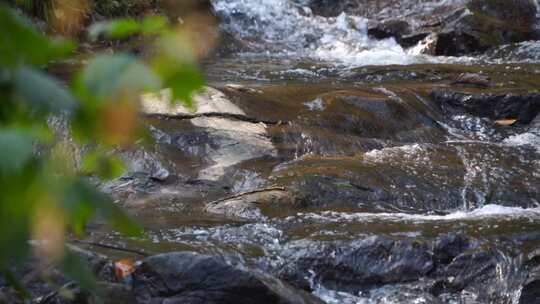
211;0;419;65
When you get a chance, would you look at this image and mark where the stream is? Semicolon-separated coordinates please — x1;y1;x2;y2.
82;1;540;303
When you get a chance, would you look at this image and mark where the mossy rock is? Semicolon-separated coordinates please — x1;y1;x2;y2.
436;0;539;56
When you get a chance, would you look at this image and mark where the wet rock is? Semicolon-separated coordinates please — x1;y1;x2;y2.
484;41;540;62
205;188;293;220
226;87;445;144
0;245;120;303
368;20;430;48
368;20;411;40
519;280;540;304
133;252;324;304
271;143;540;212
271;124;392;157
142;87;277;181
435;0;539;56
306;0;363;17
451;73;492;88
189;117;276;180
433;234;476;266
306;0;464;22
275;236;433;293
286;174;399;211
308;0;538;56
434;250;509;298
517;249;540;304
431;90;540;124
120;149;172;182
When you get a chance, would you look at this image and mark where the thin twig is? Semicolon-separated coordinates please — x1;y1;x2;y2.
206;186;288;207
70;240;150;257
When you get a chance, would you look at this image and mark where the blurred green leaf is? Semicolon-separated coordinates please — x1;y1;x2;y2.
88;15;169;41
74;54;161;102
82;151;126;180
0;5;75;67
0;3;206;296
164;65;204;108
141;15;168;35
3;270;30;300
88;19;141;41
60;250;98;293
0;130;34;173
66;180;141;237
14;67;77;115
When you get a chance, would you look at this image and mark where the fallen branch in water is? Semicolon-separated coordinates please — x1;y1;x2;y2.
206;186;288;207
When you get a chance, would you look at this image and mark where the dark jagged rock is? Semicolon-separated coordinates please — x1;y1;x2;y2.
368;20;430;48
0;245;121;304
431;90;540;124
518;249;540;304
432;249;519;301
435;0;539;56
519;280;540;304
433;234;477;266
275;236;434;293
133;252;324;304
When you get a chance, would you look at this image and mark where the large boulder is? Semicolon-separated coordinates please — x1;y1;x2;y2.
133;252;324;304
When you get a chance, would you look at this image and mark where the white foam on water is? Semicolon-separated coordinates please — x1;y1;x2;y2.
295;204;540;224
312;280;437;304
211;0;470;67
363;144;431;166
504;132;540;153
304;97;326;111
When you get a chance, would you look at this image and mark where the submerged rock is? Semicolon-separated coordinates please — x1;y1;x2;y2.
271;143;540;212
133;252;324;304
431;90;540;124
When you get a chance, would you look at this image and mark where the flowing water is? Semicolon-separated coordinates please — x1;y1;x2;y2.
85;1;540;303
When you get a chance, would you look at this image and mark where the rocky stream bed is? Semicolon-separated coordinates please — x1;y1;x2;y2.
4;0;540;303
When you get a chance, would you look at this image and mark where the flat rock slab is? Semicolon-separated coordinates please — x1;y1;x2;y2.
142;87;277;181
142;86;245;116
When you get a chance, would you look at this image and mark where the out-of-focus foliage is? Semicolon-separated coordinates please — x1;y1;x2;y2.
0;2;204;300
